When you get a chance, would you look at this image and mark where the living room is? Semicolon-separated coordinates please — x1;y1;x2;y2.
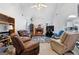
0;3;79;55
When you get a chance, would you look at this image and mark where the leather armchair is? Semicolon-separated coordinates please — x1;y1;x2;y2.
50;32;79;55
11;33;39;55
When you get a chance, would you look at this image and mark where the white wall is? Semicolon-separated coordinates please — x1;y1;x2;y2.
0;3;78;33
17;3;78;33
0;3;27;32
52;3;78;32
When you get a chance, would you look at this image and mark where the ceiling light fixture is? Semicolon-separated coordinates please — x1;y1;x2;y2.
68;15;77;18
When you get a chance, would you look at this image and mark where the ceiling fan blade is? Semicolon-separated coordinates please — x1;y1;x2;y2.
31;5;37;8
41;4;47;7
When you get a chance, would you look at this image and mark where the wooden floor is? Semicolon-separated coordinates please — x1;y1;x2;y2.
39;43;57;55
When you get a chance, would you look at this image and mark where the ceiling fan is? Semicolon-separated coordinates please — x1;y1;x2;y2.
31;3;47;10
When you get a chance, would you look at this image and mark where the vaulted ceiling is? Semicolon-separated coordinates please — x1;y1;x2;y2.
0;3;78;31
0;3;78;19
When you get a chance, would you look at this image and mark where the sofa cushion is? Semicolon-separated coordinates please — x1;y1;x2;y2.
23;41;39;51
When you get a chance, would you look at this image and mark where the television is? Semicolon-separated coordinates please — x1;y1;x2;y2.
46;25;54;31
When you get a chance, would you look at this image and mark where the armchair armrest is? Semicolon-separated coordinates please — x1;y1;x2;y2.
50;40;67;54
20;37;31;43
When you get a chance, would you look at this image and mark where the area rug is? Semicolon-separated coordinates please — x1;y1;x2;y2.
32;36;52;43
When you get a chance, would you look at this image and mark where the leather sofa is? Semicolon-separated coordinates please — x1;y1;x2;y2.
11;33;39;55
17;30;31;42
50;32;79;55
18;30;29;37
